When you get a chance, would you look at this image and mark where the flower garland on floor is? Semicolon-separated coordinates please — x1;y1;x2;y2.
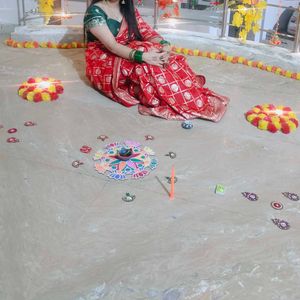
4;39;85;49
4;38;300;81
18;77;64;102
172;46;300;81
245;104;299;134
38;0;54;24
231;0;267;42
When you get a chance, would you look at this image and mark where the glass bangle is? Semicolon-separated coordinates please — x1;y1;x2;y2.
133;50;143;63
159;40;171;46
129;49;135;61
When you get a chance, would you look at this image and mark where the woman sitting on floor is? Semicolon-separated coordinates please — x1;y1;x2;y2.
84;0;229;121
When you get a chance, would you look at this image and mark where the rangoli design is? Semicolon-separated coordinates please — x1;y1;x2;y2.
245;104;298;134
18;77;64;102
93;141;158;180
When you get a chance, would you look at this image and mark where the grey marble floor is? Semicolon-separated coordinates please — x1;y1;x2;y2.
0;39;300;300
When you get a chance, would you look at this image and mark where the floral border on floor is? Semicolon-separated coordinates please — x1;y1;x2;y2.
4;38;300;81
5;39;85;49
171;46;300;81
245;104;299;134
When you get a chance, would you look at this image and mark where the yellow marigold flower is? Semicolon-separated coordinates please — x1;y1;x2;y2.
232;12;243;27
258;120;269;130
258;113;266;119
273;121;281;130
271;116;280;123
238;57;245;63
18;88;26;96
288;112;297;119
193;49;199;56
286;70;292;78
27;92;35;101
226;56;233;62
41;92;51;102
247;114;257;122
254;11;262;22
237;5;247;16
244;21;252;32
266;65;272;72
252;107;261;113
242;0;251;5
239;29;248;41
252;23;260;33
287;121;297;131
48;85;56;93
256;1;267;9
175;47;181;53
183;48;189;55
297;73;300;80
210;52;216;59
257;62;263;68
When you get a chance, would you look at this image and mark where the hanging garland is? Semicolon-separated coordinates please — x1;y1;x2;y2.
231;0;267;42
38;0;55;24
159;0;180;19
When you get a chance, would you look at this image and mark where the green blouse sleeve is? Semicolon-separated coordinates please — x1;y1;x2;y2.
84;5;107;31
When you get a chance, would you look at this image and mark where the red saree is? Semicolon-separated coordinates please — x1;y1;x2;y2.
85;10;229;121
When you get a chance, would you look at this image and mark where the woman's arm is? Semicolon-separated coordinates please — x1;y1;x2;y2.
89;25;168;67
134;9;171;54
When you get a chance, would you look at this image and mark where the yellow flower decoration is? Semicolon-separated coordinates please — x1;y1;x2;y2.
245;104;299;134
231;0;266;41
38;0;54;24
232;12;243;27
239;29;248;41
237;5;247;15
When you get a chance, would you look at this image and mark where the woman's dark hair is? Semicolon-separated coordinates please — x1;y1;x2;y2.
85;0;142;42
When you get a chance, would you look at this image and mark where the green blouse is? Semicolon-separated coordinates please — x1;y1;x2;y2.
84;5;121;42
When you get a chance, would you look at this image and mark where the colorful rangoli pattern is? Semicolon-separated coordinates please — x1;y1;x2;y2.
93;141;158;180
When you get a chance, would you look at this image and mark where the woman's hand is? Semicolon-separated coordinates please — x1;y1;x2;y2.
162;44;172;54
142;50;169;67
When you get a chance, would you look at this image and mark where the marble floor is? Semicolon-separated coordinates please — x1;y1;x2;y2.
0;36;300;300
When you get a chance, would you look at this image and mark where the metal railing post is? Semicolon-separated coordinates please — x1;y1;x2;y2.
259;7;266;43
220;0;229;38
16;0;21;25
21;0;26;25
292;5;300;53
154;0;159;30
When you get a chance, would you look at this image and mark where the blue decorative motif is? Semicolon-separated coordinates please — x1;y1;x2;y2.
181;120;193;129
94;141;157;180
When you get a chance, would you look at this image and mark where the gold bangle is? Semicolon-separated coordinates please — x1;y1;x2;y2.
129;49;136;61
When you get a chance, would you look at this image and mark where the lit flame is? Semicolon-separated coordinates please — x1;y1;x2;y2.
37;81;51;89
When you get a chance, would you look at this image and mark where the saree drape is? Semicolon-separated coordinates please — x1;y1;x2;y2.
85;9;229;121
